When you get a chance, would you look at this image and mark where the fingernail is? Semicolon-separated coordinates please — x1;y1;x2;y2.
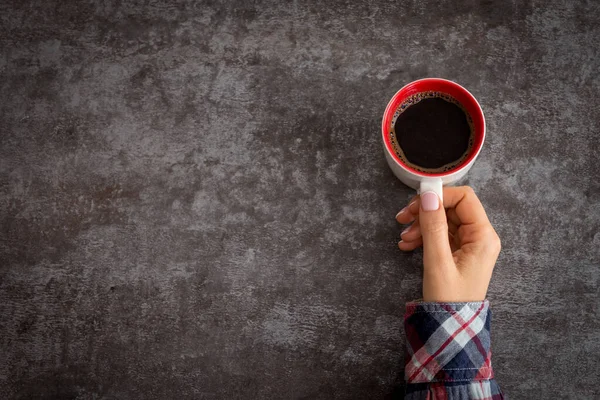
408;200;420;214
421;191;440;211
395;207;407;219
401;226;411;237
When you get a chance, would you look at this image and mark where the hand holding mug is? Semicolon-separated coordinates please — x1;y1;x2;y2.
396;186;501;302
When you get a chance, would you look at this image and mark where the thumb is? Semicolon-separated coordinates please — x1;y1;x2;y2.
419;191;454;269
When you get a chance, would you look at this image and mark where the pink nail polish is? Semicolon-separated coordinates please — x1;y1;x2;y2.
401;226;411;236
421;191;440;211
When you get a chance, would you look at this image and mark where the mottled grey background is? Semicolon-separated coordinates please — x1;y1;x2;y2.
0;0;599;399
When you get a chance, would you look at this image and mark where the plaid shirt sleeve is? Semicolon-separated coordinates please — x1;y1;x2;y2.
404;300;504;400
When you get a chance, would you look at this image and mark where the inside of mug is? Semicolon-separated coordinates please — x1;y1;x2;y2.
382;79;485;177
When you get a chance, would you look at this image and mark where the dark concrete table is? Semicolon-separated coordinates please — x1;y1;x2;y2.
1;1;599;398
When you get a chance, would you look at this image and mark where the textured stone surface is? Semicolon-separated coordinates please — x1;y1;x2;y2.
1;0;599;398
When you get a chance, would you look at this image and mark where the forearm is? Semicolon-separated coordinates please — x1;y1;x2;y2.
403;301;504;400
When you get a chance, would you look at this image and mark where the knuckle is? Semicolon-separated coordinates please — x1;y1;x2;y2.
462;186;475;196
493;234;502;251
487;231;502;253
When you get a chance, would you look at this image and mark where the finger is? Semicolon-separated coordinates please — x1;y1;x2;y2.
442;186;490;226
448;232;460;253
447;220;459;236
419;191;454;269
395;208;415;224
395;197;420;224
400;219;422;242
398;237;423;251
446;208;461;230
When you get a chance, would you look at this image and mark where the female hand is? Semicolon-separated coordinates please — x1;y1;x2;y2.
395;186;501;302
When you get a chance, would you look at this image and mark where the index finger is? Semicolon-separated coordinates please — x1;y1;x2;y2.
442;186;490;226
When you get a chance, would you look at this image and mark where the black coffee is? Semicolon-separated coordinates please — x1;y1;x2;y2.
391;95;473;172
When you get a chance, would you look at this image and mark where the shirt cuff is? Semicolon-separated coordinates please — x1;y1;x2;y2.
404;300;494;384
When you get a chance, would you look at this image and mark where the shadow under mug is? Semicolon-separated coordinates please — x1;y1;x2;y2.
381;78;486;202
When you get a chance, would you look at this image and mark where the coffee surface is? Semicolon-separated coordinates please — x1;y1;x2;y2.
392;97;472;171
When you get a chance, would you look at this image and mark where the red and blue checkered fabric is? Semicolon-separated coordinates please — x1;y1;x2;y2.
404;301;504;399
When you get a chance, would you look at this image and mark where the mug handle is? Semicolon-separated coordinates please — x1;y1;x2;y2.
419;178;443;203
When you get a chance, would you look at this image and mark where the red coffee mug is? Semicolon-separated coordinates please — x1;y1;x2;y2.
381;78;486;201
